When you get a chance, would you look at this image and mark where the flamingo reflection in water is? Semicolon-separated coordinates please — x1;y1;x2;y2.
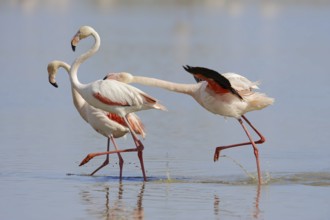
214;185;261;219
80;182;145;220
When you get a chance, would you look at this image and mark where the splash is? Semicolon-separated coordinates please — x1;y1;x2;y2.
220;155;272;184
220;155;252;177
166;168;172;183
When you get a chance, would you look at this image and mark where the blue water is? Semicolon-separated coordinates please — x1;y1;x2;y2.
1;1;330;219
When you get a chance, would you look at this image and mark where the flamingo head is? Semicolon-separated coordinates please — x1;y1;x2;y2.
71;26;95;52
47;61;60;88
103;72;134;83
47;60;70;88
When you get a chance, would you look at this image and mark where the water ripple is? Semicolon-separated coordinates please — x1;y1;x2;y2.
64;171;330;186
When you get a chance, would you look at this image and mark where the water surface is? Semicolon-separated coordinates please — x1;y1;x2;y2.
1;1;330;219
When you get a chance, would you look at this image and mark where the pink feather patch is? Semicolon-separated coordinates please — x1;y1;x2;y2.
93;92;129;106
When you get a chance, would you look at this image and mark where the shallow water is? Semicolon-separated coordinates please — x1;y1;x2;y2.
1;1;330;219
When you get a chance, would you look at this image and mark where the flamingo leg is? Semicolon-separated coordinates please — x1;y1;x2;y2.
124;116;144;151
124;116;147;181
239;118;262;184
214;115;265;162
80;148;139;167
110;136;124;180
137;151;147;181
214;116;264;184
241;115;266;143
90;138;111;176
81;115;147;181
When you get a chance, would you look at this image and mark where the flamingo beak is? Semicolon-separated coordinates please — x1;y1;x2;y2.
48;67;59;88
50;81;59;88
103;73;117;80
103;74;110;80
71;34;80;52
48;76;58;88
48;75;59;88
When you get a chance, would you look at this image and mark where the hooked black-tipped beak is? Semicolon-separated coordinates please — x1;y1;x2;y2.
103;75;108;80
50;81;58;88
71;34;79;52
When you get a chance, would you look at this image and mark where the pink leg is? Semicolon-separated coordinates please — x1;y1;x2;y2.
81;114;147;181
89;138;111;176
81;135;124;179
124;115;144;152
214;115;265;162
240;118;262;184
214;115;264;184
110;136;124;180
124;116;147;181
137;151;147;181
80;148;138;167
242;115;266;143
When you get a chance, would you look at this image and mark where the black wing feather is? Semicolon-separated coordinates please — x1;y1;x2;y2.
183;65;243;100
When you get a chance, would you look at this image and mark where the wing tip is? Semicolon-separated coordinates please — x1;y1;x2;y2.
183;65;244;100
183;65;191;72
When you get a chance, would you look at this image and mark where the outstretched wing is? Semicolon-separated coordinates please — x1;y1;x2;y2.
183;65;243;100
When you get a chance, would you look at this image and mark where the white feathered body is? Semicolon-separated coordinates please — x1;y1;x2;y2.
193;73;274;118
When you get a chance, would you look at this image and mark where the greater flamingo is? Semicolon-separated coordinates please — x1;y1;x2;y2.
69;26;166;181
47;60;146;179
104;67;274;184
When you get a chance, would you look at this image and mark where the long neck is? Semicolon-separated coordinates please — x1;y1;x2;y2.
57;61;70;75
58;62;88;116
70;31;101;91
131;76;198;95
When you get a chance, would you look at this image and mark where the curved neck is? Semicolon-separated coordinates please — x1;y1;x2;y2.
70;31;101;90
58;62;70;73
57;62;87;113
131;76;197;95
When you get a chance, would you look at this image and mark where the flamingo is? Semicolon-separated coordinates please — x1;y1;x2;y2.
104;67;274;184
47;60;146;179
69;26;166;181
